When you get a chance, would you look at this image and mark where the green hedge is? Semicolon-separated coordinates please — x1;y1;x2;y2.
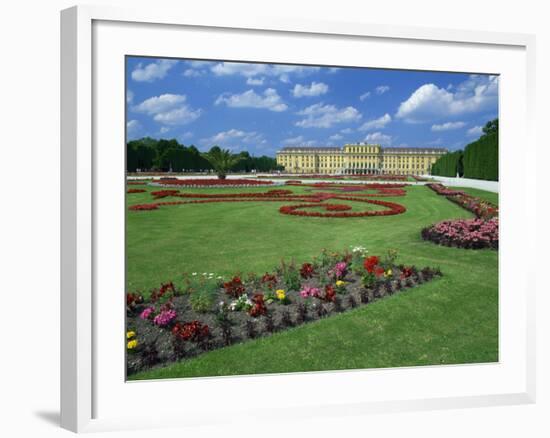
463;132;498;181
431;150;463;177
431;123;498;181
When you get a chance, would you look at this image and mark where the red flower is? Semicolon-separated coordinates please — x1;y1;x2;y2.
172;321;210;342
223;276;246;298
321;285;336;303
374;266;385;277
299;263;315;279
363;256;380;273
249;293;267;317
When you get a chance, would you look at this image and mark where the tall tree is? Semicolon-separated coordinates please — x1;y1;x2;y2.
203;147;242;179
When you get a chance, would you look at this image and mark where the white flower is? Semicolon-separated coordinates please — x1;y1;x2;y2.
192;272;197;276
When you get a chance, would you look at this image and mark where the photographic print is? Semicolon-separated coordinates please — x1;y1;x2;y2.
125;57;499;380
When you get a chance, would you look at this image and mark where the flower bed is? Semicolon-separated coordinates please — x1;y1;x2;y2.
426;183;465;196
151;178;274;188
421;217;498;249
423;183;499;248
128;187;408;219
126;248;442;375
127;188;146;194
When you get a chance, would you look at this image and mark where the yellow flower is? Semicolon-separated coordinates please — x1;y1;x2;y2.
335;280;346;287
276;289;286;300
126;331;136;339
127;339;138;350
384;269;393;278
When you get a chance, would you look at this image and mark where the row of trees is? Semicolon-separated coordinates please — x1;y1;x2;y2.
431;119;499;181
126;137;283;174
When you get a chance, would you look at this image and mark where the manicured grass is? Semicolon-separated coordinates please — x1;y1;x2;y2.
126;184;498;379
454;186;499;206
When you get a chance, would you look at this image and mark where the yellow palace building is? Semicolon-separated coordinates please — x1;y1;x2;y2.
276;143;447;175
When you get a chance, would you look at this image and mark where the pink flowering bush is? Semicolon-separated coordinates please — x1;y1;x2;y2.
422;217;498;249
153;309;177;326
139;307;154;320
329;261;348;280
300;286;321;298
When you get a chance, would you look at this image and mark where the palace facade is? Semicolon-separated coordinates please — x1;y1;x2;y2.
276;143;448;175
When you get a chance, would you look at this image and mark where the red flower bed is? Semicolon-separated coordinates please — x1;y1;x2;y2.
279;199;405;218
426;183;465;196
127;181;147;185
127;188;146;194
447;193;498;220
153;178;273;187
129;187;407;218
421;217;498;249
129;203;159;211
151;189;180;199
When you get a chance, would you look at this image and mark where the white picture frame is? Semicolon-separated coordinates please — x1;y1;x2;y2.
60;4;536;433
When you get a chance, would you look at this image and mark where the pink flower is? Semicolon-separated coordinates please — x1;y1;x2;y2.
153;309;177;326
139;307;154;320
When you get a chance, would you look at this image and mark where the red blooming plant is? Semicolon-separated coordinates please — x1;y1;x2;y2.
363;256;380;273
172;320;210;343
126;292;144;312
127;188;146;194
261;273;277;290
400;267;414;279
223;276;246;298
299;262;315;279
249;293;267;317
151;281;176;304
319;285;336;303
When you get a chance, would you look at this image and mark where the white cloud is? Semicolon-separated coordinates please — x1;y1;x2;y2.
427;138;443;145
431;121;467;131
467;125;483;137
132;94;187;114
132;94;202;126
282;135;316;147
329;133;343;141
295;103;361;128
215;88;288;112
131;59;177;82
211;62;268;77
180;131;193;141
396;75;498;123
364;131;392;145
359;91;371;101
126;120;141;139
375;85;390;95
246;77;265;86
292;81;329;98
359;113;392;131
153;107;202;126
126;90;134;104
183;69;203;77
159;126;170;134
202;129;266;150
211;62;319;83
340;128;354;134
327;67;340;74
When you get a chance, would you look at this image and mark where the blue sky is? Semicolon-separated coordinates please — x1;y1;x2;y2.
126;56;498;156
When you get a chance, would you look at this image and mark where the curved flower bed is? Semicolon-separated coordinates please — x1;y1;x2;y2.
126;248;442;375
421;217;498;249
151;178;274;188
128;187;407;218
426;183;465;196
279;199;405;217
423;183;499;249
127;188;146;194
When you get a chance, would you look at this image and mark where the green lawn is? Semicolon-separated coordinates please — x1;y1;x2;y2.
126;184;498;380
